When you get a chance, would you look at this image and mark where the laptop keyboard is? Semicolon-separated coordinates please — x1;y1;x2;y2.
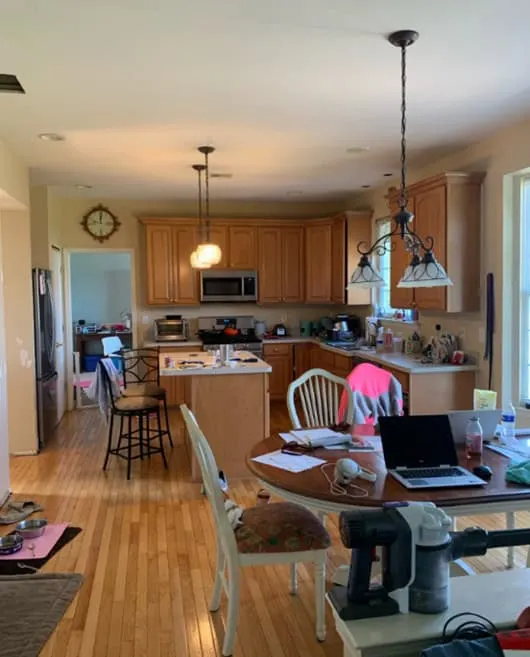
398;467;463;480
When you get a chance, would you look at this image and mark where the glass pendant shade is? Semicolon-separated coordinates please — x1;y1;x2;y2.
196;242;222;266
347;255;385;289
190;249;211;269
398;252;453;288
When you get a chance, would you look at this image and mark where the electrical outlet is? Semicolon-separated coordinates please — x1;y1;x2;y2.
478;327;486;344
142;315;150;325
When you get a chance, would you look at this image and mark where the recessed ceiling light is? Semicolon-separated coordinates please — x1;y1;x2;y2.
210;173;233;179
75;184;92;190
361;185;371;189
38;133;65;142
346;146;370;154
286;191;304;196
383;172;393;177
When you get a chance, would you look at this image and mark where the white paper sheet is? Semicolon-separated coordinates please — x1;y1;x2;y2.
252;450;326;473
486;443;529;463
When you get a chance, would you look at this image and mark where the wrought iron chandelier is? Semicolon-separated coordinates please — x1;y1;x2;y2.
190;145;222;268
348;30;452;290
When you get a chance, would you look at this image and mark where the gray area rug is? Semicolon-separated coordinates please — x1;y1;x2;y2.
0;573;83;657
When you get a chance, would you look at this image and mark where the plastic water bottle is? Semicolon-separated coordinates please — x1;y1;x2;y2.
465;417;483;458
501;402;516;443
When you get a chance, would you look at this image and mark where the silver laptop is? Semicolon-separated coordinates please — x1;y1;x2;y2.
379;415;487;490
448;409;501;444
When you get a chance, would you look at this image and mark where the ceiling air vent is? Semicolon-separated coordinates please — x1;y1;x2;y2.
0;74;25;94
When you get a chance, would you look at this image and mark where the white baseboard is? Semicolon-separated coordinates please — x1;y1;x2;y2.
10;450;38;456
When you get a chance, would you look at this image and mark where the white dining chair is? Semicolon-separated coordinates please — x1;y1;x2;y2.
180;404;329;656
287;368;354;429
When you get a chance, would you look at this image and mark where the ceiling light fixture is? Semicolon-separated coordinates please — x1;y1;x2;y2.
348;30;452;290
38;133;65;142
75;184;92;190
191;146;222;268
346;146;370;154
190;163;210;270
383;172;393;177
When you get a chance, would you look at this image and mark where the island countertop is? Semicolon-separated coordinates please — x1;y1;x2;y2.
159;350;272;376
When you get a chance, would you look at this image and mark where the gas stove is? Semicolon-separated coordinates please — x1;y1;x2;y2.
197;316;263;356
199;332;262;345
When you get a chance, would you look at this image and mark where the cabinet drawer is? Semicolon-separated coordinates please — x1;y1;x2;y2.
263;343;292;357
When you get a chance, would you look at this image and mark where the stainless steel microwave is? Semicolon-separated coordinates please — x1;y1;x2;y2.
200;270;258;303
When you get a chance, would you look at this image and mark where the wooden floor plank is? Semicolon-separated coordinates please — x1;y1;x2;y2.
5;403;530;657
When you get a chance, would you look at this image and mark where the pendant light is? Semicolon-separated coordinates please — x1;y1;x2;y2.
348;30;452;290
190;163;210;269
194;145;222;266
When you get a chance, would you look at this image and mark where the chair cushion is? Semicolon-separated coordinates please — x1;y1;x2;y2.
122;383;165;398
235;502;330;554
114;396;160;412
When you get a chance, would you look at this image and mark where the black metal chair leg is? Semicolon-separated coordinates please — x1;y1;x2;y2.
157;409;168;469
127;415;133;480
103;412;114;471
116;415;124;454
138;414;144;461
145;412;150;460
163;397;174;447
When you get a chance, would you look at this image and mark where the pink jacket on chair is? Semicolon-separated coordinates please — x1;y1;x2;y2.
338;363;403;425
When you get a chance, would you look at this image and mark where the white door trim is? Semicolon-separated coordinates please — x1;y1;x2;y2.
64;247;137;411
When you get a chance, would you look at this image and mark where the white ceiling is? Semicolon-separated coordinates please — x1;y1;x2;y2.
1;0;530;202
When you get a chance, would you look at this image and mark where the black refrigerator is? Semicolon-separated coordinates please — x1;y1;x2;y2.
32;268;58;447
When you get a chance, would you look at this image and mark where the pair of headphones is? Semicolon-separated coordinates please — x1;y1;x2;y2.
334;458;377;485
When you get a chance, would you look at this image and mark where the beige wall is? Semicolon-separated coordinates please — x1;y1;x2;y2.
348;113;530;403
30;186;50;269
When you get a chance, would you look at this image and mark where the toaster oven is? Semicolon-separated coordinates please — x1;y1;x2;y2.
153;317;189;342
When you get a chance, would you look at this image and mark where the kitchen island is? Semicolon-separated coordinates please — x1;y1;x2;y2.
160;350;271;481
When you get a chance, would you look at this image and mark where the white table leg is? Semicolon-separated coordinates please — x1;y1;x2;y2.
507;512;515;568
332;564;350;587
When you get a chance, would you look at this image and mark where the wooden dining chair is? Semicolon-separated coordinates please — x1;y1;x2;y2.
287;368;354;429
180;404;329;656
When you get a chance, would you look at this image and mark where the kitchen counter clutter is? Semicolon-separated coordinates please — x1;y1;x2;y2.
159;350;271;376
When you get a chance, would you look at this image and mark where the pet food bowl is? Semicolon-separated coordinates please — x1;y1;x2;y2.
0;533;23;555
15;518;48;539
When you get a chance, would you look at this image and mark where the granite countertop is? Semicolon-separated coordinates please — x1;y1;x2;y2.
159;350;271;376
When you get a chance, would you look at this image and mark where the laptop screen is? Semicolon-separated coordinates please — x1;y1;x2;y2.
379;415;459;469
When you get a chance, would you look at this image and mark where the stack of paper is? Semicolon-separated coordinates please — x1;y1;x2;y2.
252;450;326;473
288;428;352;448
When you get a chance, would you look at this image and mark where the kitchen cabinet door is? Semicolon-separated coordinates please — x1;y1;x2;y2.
172;226;200;305
305;222;332;303
388;197;416;309
229;226;257;269
263;351;293;400
331;215;346;304
281;226;304;303
207;225;229;269
293;343;312;378
145;224;174;305
258;227;282;303
413;185;447;311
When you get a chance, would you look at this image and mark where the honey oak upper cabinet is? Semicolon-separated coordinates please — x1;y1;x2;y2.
331;215;346;304
142;220;200;306
258;225;304;304
207;226;229;269
305;221;333;303
346;211;373;306
387;172;484;313
229;225;257;269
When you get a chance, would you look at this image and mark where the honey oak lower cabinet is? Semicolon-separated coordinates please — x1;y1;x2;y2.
143;222;199;305
263;343;294;401
159;346;200;406
293;343;312;379
258;225;304;304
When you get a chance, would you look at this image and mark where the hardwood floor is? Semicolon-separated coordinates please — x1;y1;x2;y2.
6;403;530;657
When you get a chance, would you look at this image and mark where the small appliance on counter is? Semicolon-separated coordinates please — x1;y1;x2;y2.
326;314;363;343
271;323;287;337
299;320;313;337
154;316;189;342
254;320;266;337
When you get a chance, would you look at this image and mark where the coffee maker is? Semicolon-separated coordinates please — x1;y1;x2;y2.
328;314;362;342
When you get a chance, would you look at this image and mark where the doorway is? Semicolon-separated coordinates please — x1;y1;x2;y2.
50;246;66;425
64;249;137;410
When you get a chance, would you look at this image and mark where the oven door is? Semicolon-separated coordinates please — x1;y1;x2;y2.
200;270;256;302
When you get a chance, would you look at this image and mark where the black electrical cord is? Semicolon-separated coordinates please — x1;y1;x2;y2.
442;612;498;642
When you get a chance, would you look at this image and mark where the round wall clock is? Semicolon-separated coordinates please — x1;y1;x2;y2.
81;204;121;243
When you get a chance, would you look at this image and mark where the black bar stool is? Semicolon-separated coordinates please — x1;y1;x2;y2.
100;361;168;480
119;347;174;448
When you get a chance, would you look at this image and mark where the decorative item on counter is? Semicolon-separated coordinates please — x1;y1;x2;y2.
299;320;312;337
164;356;175;369
254;320;266;337
405;331;422;355
451;350;465;365
376;327;385;353
473;389;497;410
422;328;458;365
392;334;404;353
365;317;378;348
384;327;393;352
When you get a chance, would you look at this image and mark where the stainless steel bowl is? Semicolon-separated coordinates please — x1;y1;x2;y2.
0;533;23;555
15;518;48;539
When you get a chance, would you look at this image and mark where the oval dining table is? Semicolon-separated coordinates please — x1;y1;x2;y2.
247;427;530;575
